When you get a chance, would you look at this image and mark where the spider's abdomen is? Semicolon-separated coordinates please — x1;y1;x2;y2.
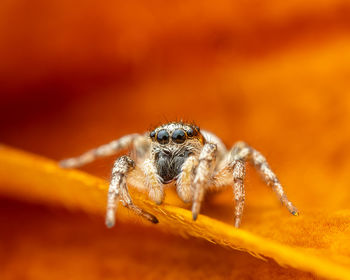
155;149;191;184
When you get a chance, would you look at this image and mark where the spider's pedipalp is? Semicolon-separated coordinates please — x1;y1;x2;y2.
176;155;198;203
142;159;165;205
192;143;217;220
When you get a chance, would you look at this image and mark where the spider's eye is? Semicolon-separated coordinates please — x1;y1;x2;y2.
150;130;156;139
157;129;169;144
172;129;186;144
186;127;194;137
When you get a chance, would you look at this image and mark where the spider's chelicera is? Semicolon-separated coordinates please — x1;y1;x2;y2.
60;122;298;228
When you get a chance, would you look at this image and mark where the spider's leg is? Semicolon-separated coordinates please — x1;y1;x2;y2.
60;133;142;168
210;158;246;228
176;155;199;203
231;141;298;216
106;155;158;228
142;159;165;205
192;143;217;220
232;160;246;228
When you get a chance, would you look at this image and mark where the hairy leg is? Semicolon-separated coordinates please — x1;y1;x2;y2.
192;143;217;220
231;141;298;216
142;159;165;205
106;156;158;228
176;155;199;203
211;142;297;227
232;160;246;228
60;133;142;168
210;158;247;228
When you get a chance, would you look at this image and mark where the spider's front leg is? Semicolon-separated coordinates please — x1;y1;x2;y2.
106;155;158;228
192;143;217;220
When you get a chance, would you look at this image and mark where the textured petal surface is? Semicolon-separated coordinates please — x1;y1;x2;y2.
0;146;350;279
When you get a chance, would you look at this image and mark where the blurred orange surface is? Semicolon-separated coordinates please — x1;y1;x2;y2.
1;0;350;279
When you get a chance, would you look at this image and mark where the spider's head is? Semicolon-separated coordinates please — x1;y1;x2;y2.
149;122;204;183
149;122;204;146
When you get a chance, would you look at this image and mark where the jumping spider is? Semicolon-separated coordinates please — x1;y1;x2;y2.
60;122;298;228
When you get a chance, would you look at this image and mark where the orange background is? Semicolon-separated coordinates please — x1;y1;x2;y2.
1;0;350;279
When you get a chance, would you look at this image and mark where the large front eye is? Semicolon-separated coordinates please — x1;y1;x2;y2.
157;129;169;144
172;129;186;144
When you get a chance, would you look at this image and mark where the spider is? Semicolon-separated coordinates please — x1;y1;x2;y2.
60;122;298;228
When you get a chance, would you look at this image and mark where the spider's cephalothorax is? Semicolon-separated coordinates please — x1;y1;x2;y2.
149;123;204;184
60;121;299;228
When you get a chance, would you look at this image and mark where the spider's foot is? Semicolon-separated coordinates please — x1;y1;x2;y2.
191;202;201;221
291;210;299;216
285;201;299;217
148;188;164;205
288;206;299;216
106;220;115;228
234;218;241;228
149;215;159;224
59;158;78;169
105;210;116;228
142;211;159;224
